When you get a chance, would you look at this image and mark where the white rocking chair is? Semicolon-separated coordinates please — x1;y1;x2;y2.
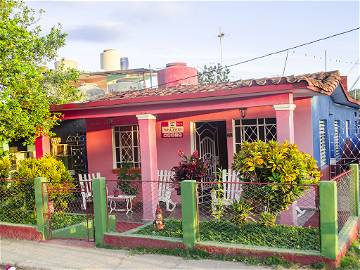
210;169;242;214
210;169;307;218
79;172;100;210
158;170;176;212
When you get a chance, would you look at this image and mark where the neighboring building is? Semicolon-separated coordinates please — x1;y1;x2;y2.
35;66;359;222
77;68;157;101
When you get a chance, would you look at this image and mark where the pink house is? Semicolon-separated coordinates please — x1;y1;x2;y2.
36;63;359;222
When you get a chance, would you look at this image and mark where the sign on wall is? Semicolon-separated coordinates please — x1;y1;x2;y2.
161;121;184;138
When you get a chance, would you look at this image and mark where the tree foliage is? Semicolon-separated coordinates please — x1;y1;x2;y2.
198;63;231;84
349;89;360;100
0;0;80;144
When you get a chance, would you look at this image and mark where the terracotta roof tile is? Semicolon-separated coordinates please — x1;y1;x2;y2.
95;70;342;102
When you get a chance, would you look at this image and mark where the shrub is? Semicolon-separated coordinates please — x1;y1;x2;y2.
0;156;11;178
13;155;75;210
258;212;276;227
229;200;254;226
117;162;139;195
172;150;208;182
233;141;320;215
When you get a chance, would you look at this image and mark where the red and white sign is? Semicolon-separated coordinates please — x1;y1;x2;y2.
161;121;184;138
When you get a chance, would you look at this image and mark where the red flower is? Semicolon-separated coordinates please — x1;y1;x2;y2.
192;150;199;159
178;150;184;157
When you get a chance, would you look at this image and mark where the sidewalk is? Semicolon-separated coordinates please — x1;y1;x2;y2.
0;239;271;270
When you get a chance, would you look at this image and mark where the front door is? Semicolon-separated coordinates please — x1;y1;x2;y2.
195;121;228;201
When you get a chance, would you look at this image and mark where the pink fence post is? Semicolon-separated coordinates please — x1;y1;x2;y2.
137;114;158;221
274;103;297;225
35;136;51;159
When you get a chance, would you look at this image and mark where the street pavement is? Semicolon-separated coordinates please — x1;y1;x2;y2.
0;238;273;270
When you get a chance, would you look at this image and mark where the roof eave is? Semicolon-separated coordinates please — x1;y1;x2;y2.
52;82;305;112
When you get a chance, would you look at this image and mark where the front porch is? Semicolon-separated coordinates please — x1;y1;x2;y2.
43;89;316;224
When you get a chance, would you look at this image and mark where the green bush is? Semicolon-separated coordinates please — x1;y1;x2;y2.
0;178;36;225
0;156;11;178
232;141;320;215
258;212;276;227
229;200;253;226
117;162;140;195
12;155;75;210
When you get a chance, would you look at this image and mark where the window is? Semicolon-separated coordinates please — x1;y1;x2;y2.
345;120;350;137
234;118;277;152
319;120;327;167
113;125;140;168
333;120;340;159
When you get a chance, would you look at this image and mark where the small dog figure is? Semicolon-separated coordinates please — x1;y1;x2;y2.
153;205;165;231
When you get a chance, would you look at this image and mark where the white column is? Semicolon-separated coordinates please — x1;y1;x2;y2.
273;103;297;225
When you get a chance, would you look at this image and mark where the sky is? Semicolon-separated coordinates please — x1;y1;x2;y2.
27;0;360;88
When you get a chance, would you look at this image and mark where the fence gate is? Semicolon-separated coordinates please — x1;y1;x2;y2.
43;182;94;242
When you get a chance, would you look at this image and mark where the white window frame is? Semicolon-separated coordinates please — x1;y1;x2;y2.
113;125;141;168
333;120;340;159
345;120;350;138
319;120;327;167
233;118;277;152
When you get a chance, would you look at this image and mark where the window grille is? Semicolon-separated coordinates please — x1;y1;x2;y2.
319;120;327;167
234;118;277;152
334;120;340;159
114;125;140;168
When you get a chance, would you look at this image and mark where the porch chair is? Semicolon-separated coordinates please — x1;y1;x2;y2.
209;169;307;218
157;170;177;212
78;172;101;210
210;169;242;214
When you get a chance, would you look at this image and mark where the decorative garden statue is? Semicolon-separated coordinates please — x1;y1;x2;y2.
153;205;165;231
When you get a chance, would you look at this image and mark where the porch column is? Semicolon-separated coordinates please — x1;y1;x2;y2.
226;119;234;168
35;136;51;159
136;114;158;221
273;104;296;143
273;103;297;225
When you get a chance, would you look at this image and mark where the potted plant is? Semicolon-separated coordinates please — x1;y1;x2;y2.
117;162;140;196
172;150;208;195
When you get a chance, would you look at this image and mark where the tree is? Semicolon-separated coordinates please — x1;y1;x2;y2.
0;0;80;144
349;89;360;100
198;63;231;84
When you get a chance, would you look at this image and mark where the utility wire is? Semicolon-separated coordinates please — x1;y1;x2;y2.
146;27;359;89
281;50;289;76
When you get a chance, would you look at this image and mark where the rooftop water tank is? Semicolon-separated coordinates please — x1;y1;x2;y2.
157;62;198;88
100;49;121;71
120;57;129;70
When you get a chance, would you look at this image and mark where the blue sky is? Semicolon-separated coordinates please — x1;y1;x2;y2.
27;1;359;88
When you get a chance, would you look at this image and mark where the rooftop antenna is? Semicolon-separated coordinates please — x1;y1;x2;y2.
217;28;225;65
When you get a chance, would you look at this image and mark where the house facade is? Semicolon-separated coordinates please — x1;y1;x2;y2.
34;66;359;221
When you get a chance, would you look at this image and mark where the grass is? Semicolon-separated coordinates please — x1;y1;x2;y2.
339;238;360;270
135;219;320;251
50;212;87;230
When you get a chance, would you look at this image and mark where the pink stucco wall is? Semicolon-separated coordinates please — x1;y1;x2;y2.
85;99;313;179
293;98;313;155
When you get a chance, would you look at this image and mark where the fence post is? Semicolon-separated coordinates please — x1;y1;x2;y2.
92;177;107;247
319;181;338;259
350;163;359;217
181;180;199;248
34;177;48;240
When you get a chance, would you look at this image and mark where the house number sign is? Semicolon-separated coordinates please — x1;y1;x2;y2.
161;121;184;138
